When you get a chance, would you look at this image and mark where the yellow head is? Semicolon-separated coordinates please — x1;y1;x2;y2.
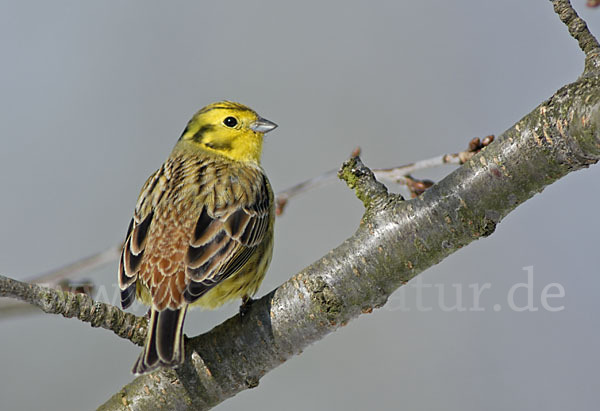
178;101;277;163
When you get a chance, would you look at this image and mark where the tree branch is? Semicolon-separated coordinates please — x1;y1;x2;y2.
0;275;146;346
553;0;600;74
0;245;121;317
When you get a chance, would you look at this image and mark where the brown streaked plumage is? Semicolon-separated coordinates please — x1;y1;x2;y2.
118;101;276;374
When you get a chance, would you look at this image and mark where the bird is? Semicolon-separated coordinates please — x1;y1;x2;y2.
118;101;277;375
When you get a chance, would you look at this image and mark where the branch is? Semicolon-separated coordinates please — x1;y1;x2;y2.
99;49;600;411
0;274;146;346
553;0;600;74
0;244;121;317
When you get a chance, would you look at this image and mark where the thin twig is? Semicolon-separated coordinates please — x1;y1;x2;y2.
275;169;339;215
276;135;494;214
27;244;122;286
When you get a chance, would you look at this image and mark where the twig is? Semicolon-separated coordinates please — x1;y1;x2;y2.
275;169;339;215
276;135;494;214
28;244;122;286
374;136;493;183
552;0;600;73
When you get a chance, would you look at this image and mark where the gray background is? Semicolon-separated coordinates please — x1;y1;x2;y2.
1;1;599;410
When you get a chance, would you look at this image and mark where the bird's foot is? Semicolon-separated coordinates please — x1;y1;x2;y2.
239;296;255;318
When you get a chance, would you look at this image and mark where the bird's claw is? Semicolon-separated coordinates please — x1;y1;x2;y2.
239;296;255;318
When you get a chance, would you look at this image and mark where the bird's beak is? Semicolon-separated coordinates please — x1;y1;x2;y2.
250;117;278;133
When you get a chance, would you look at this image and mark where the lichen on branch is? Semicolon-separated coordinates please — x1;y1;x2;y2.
338;155;396;209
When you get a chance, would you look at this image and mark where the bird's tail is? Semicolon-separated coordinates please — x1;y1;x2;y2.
132;306;188;375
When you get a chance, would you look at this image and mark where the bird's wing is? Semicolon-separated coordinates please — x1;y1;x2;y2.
183;172;272;303
118;166;167;309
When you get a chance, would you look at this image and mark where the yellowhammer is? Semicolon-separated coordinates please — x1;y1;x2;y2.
118;101;277;374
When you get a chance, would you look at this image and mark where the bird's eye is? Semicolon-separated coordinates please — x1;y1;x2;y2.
223;116;238;128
